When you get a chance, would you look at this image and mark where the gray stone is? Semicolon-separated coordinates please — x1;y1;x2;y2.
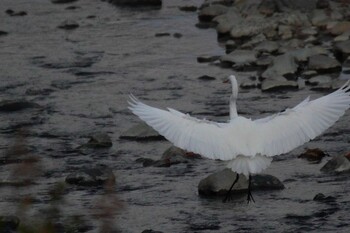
57;20;79;30
308;55;341;72
120;122;163;140
256;55;273;67
0;99;40;112
289;47;328;62
278;25;293;40
262;53;298;79
198;5;228;22
214;9;240;34
254;40;279;53
198;168;284;196
321;154;350;173
261;79;299;92
241;33;266;49
220;49;257;66
330;21;350;36
230;16;277;39
311;9;329;27
306;75;332;85
85;132;112;148
66;165;115;186
334;40;350;60
225;40;237;53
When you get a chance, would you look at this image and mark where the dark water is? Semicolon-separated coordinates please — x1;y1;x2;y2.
1;0;350;232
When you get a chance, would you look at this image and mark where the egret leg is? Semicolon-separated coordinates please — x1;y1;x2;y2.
223;173;239;203
247;174;255;203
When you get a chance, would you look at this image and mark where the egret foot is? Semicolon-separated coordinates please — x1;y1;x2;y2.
222;173;239;203
247;175;255;203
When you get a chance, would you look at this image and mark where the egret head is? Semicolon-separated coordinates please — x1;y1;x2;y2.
223;75;238;98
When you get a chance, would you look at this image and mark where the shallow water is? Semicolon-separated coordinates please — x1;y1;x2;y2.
1;0;350;232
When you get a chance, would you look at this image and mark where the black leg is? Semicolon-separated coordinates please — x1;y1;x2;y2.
223;173;239;203
247;174;255;203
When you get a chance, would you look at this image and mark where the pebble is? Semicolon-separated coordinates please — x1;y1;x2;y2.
65;165;115;186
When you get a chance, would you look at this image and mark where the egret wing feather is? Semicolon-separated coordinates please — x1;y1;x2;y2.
253;80;350;157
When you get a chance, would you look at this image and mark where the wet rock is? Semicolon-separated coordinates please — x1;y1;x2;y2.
198;75;216;81
298;148;328;162
313;193;336;202
5;9;27;16
178;6;197;12
230;16;276;39
240;80;258;89
256;55;273;67
308;55;341;73
262;53;298;79
225;40;236;53
155;32;170;37
173;32;182;38
329;21;350;36
51;0;78;3
306;75;332;86
213;9;241;34
289;47;328;63
84;132;112;148
258;0;276;16
120;122;163;140
0;30;8;36
0;99;40;112
57;20;79;30
334;40;350;61
334;31;350;42
198;168;284;196
65;165;115;186
198;5;228;22
0;216;20;231
254;40;279;54
220;49;257;67
261;79;298;92
241;33;266;49
320;154;350;173
278;25;293;40
302;70;318;79
311;9;329;27
108;0;162;7
139;146;200;167
197;55;219;63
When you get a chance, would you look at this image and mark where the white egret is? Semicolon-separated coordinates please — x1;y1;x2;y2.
129;75;350;203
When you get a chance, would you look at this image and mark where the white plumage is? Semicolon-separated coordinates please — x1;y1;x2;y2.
129;75;350;177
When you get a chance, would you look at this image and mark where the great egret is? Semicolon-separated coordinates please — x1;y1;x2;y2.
129;75;350;203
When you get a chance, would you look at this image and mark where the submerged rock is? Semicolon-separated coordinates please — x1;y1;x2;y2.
198;168;284;196
0;99;40;112
298;148;328;162
313;193;336;202
84;132;112;148
57;20;79;30
65;165;115;186
120;122;163;140
320;154;350;173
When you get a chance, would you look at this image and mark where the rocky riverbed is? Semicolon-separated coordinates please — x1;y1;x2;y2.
1;0;350;232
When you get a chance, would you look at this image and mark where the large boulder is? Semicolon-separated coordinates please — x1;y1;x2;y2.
198;168;284;196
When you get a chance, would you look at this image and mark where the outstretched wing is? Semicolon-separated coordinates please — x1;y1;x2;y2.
252;80;350;157
128;95;252;161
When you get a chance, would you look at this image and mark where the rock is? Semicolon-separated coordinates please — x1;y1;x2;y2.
306;75;332;86
240;80;258;89
120;122;163;140
220;49;257;67
329;21;350;36
320;154;350;173
334;31;350;42
178;6;197;12
107;0;162;7
302;70;318;79
173;32;182;38
298;148;328;162
230;16;276;39
0;30;8;36
198;5;228;22
225;40;236;53
300;27;318;37
65;165;115;186
0;99;40;112
313;193;336;202
278;25;293;40
138;146;200;167
198;168;284;196
0;216;20;231
311;9;329;27
84;132;112;148
261;79;298;92
155;32;170;37
51;0;78;3
316;0;329;9
213;9;241;34
5;9;27;16
289;47;328;63
254;40;279;54
241;33;266;49
197;55;219;63
279;11;310;27
57;20;79;30
262;53;298;79
308;55;341;73
258;0;276;16
334;40;350;61
198;75;216;81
